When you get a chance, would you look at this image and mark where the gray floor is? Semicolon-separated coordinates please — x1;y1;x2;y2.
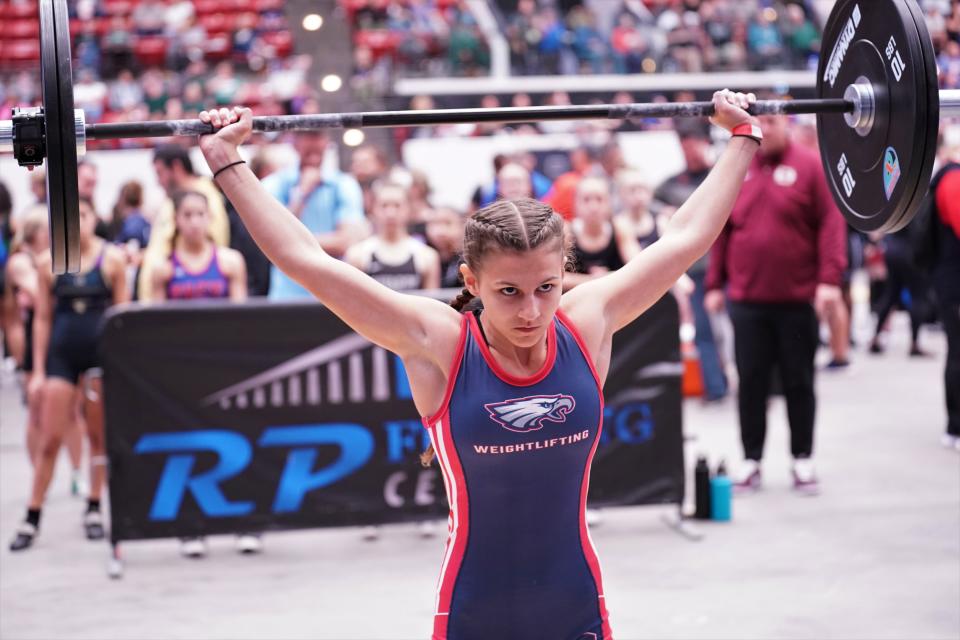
1;311;958;640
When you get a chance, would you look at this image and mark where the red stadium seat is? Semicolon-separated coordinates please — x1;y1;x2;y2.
261;30;293;57
354;29;403;59
7;2;38;19
134;36;168;66
199;13;233;34
193;0;222;16
204;35;232;60
6;18;40;39
102;0;136;16
3;39;41;62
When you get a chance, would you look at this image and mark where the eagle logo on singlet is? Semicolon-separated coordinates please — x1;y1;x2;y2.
484;394;576;433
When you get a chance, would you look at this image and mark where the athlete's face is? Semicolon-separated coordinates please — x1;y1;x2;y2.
175;194;210;246
462;242;564;349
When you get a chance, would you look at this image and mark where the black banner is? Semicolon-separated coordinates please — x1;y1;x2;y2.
102;293;682;541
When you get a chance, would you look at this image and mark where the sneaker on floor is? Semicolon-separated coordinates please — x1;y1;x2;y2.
417;521;437;539
940;434;960;451
909;346;931;358
868;342;884;355
732;460;762;493
361;525;380;542
792;459;820;496
235;533;263;555
824;359;850;371
180;537;207;558
9;522;38;552
83;511;105;540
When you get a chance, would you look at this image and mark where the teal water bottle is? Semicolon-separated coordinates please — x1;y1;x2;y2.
710;460;732;522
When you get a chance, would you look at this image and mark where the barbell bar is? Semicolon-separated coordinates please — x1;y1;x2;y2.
0;0;958;274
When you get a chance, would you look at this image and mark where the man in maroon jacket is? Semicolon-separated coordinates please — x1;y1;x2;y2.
705;109;847;495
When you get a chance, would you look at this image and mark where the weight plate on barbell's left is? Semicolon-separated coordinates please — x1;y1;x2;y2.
40;0;80;274
816;0;938;233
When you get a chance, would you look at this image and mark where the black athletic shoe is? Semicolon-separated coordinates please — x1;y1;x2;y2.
83;511;105;540
9;522;38;552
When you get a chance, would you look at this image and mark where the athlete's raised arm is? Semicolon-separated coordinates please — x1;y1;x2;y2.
562;90;760;355
197;108;462;369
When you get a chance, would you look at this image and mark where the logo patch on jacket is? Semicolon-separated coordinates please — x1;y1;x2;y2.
484;394;575;433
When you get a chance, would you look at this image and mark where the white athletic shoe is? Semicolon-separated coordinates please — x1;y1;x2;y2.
792;459;820;496
235;534;263;554
732;460;762;493
940;434;960;452
361;525;380;542
180;537;208;558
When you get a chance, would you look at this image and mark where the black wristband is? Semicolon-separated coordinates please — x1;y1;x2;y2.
213;160;246;180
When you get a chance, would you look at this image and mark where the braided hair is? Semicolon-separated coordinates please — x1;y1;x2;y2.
421;198;568;467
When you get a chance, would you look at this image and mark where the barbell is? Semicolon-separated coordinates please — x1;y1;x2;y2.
1;0;959;274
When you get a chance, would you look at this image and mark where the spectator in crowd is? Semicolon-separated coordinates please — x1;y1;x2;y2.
868;227;931;358
132;0;166;35
14;169;48;229
565;176;640;289
425;205;466;289
108;181;151;274
406;169;435;224
107;70;145;114
655;122;727;401
928;137;960;450
705;106;847;494
345;182;440;292
101;16;136;77
350;144;390;214
783;4;820;67
616;169;660;249
9;200;129;552
262;132;366;300
139;145;230;300
140;190;255;556
545;146;598;220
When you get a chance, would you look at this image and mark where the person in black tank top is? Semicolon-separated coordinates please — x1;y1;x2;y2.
10;200;130;552
345;182;441;291
566;176;640;290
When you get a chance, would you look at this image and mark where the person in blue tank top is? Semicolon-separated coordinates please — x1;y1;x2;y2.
196;90;762;640
144;190;247;303
10;200;129;552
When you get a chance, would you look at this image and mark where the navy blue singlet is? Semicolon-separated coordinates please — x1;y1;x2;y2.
423;310;613;640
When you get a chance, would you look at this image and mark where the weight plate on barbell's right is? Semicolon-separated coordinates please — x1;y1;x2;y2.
816;0;937;233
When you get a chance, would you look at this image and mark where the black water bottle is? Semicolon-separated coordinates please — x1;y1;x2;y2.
694;456;712;520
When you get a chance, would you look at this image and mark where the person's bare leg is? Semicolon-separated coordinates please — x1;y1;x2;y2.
83;376;106;502
25;377;44;467
29;379;75;508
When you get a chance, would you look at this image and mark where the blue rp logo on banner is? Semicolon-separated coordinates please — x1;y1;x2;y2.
883;147;901;200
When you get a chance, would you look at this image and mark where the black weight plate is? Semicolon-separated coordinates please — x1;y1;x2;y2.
53;0;80;273
816;0;933;233
40;0;81;274
39;0;67;273
889;0;940;232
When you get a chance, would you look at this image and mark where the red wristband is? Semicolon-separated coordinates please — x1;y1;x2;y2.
731;123;763;144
